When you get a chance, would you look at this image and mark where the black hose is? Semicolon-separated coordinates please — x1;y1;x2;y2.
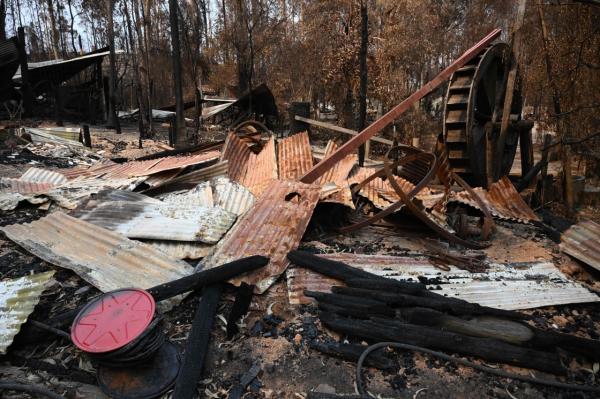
0;382;66;399
355;342;600;397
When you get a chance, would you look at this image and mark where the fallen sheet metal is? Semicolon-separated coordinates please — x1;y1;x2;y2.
241;136;278;196
450;176;539;223
560;220;600;271
72;200;236;243
0;213;194;292
143;161;229;196
316;141;357;208
200;180;320;293
221;133;278;196
0;271;56;354
20;167;68;185
287;253;599;309
45;176;146;209
22;127;83;147
211;177;255;216
144;240;214;260
0;179;55;194
221;132;253;182
159;181;214;208
278;132;313;180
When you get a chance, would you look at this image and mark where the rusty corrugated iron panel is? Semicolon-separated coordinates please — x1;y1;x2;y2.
60;160;118;180
144;169;183;187
20;167;68;185
131;151;220;176
142;162;229;196
560;220;600;271
241;136;278;196
0;271;56;354
72;200;236;243
221;132;252;182
0;213;194;292
200;180;320;293
0;179;55;194
450;176;539;223
278;132;313;180
317;141;357;186
287;253;600;309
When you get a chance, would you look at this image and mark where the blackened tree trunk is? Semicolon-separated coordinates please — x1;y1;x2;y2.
105;0;122;134
0;0;6;42
46;0;60;59
357;0;368;166
169;0;186;148
67;0;77;54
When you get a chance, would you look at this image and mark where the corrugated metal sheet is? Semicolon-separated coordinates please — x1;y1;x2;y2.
159;181;214;208
72;201;236;243
211;177;255;216
316;141;357;186
560;220;600;271
450;176;539;223
45;176;147;209
143;240;214;260
278;132;313;180
143;161;229;195
22;127;83;147
144;169;183;187
131;151;220;176
0;192;48;211
221;133;278;196
221;132;252;183
60;160;118;180
241;136;278;197
0;213;194;292
90;189;161;204
287;253;599;309
20;168;68;185
0;179;55;194
0;271;56;354
200;180;320;293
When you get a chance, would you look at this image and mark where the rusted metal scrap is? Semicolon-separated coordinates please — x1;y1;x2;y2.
278;132;314;180
300;29;502;184
450;176;540;223
560;220;600;272
200;179;320;293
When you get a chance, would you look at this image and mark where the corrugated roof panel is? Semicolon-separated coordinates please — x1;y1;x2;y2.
450;177;539;223
316;141;357;186
23;127;83;147
144;169;183;187
287;253;599;309
72;201;236;243
159;181;214;208
278;132;313;180
132;151;221;176
0;179;55;194
20;167;68;185
200;180;320;293
0;271;56;354
143;240;214;260
560;220;600;271
142;162;229;196
0;213;194;292
241;136;278;197
221;132;252;183
211;177;255;216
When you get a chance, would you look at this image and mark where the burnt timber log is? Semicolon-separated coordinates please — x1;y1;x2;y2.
172;284;223;399
319;312;564;375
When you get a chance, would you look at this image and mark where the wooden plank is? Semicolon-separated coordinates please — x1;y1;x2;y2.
300;29;502;184
294;115;393;146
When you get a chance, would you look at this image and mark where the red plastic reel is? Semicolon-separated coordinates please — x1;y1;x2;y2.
71;288;155;353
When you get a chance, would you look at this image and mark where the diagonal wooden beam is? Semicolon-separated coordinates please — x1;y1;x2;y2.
300;28;502;184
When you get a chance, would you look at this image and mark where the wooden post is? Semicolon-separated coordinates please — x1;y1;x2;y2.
520;123;534;182
495;0;527;180
82;124;92;148
538;134;553;208
169;0;186;148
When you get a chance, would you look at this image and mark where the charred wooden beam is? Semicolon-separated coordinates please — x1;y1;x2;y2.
310;341;395;370
317;301;393;320
330;286;525;320
172;284;222;399
227;361;261;399
288;251;383;283
226;283;254;339
345;278;426;294
305;291;394;317
319;312;564;375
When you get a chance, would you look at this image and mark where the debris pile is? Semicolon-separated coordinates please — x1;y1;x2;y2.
1;30;600;399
